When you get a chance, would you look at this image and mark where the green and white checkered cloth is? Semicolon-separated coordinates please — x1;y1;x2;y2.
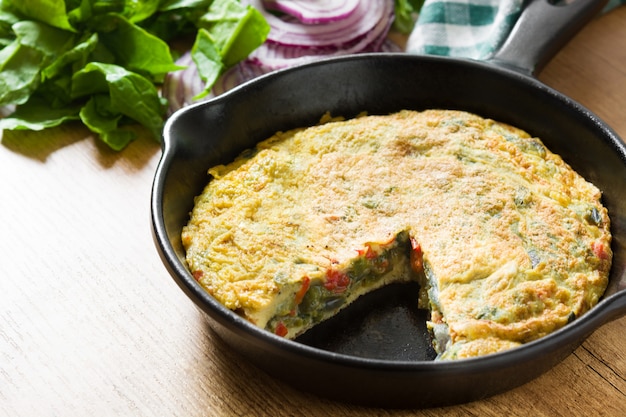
406;0;626;60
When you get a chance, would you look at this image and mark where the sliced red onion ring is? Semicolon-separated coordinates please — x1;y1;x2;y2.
163;53;269;113
247;6;394;71
211;61;267;96
261;0;360;24
243;0;390;48
162;52;207;115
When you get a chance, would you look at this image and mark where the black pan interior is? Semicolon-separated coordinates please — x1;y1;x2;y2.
153;53;626;407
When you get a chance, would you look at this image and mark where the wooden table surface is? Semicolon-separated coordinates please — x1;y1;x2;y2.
2;6;626;417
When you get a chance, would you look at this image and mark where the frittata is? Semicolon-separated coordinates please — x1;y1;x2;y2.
182;110;612;359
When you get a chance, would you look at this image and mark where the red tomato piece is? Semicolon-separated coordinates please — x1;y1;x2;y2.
275;322;288;337
592;241;610;260
294;276;311;305
410;237;423;272
357;244;377;259
324;269;350;293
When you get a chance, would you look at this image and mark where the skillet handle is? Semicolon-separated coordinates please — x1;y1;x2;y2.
488;0;609;76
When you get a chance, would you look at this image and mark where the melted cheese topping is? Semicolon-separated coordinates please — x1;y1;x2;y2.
182;110;611;359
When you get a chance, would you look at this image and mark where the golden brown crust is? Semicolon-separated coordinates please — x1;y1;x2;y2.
182;110;611;357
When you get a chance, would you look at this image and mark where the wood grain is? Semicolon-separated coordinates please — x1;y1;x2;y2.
2;6;626;416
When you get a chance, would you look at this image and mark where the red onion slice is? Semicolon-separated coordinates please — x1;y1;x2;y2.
261;0;360;24
162;52;207;114
243;0;391;48
211;61;268;96
163;53;269;113
247;5;394;71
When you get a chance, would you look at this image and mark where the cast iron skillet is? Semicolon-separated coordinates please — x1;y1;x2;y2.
151;0;626;408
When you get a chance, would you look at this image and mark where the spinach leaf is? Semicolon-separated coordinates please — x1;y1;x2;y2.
4;0;75;31
0;0;269;150
188;0;268;98
0;95;81;130
0;9;18;44
123;0;161;23
0;42;43;105
198;0;269;67
79;94;137;150
13;20;76;65
42;32;99;80
0;20;75;105
72;62;167;143
89;13;181;81
190;28;223;99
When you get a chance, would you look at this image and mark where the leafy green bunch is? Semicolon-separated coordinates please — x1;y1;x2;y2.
0;0;269;150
